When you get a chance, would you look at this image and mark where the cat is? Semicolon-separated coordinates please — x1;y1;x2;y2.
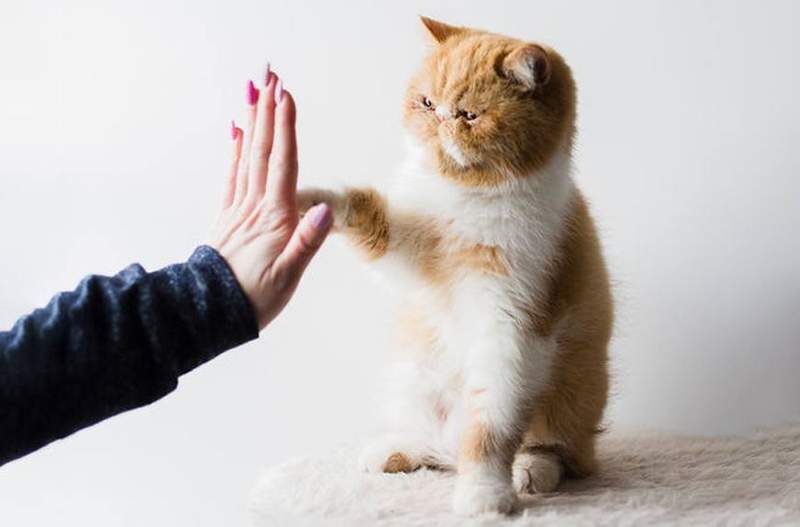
297;16;612;516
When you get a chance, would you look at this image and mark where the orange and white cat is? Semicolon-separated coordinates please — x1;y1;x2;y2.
298;17;612;516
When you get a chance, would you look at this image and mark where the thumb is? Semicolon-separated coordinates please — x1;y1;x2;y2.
272;203;333;282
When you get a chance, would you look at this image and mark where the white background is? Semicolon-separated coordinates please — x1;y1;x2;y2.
1;1;798;525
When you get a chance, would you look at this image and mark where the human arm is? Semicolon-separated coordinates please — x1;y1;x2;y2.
0;68;332;466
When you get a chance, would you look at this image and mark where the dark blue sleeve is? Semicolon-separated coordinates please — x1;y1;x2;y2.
0;245;259;466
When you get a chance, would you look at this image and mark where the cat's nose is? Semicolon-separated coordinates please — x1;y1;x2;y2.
435;105;452;123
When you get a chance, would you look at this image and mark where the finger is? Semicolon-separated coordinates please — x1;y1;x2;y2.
264;82;298;213
271;203;332;285
248;67;278;202
233;80;259;206
223;121;243;209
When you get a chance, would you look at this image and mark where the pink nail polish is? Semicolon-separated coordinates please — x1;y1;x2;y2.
309;203;333;230
247;80;259;105
231;120;237;139
264;62;271;86
275;79;284;104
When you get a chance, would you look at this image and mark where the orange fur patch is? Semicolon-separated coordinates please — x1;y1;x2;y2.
454;244;508;276
383;452;416;473
341;189;390;259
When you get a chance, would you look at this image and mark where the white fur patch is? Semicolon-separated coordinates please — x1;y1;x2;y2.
440;137;468;167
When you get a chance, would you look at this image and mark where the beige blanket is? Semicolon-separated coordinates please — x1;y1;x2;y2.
249;424;800;526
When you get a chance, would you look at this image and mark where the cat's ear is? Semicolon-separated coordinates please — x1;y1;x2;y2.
503;45;551;92
419;16;464;44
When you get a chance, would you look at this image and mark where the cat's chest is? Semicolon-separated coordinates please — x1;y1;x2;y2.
390;168;570;253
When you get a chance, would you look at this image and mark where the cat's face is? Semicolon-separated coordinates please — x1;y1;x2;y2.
404;17;576;187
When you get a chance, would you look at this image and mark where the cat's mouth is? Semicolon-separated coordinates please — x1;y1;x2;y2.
440;138;469;167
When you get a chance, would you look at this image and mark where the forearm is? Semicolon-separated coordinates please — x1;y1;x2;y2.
341;189;449;284
0;246;258;466
318;187;509;289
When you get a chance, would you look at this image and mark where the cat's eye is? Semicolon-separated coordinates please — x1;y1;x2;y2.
422;96;434;109
460;110;478;121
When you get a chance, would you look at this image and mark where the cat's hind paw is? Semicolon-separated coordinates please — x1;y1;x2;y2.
512;448;563;494
358;440;422;474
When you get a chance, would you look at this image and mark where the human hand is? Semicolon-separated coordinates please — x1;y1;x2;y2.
210;67;333;330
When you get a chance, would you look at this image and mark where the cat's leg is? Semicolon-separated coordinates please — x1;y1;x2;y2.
358;359;454;474
452;326;556;516
357;363;434;474
359;307;457;474
512;334;609;493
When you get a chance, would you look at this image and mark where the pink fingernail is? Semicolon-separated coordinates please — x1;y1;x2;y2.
309;203;333;230
264;62;271;86
247;80;259;105
231;120;237;139
275;79;284;104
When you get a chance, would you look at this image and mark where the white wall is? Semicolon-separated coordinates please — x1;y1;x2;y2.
1;1;798;525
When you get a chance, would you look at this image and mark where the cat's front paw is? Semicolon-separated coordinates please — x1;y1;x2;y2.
452;469;517;516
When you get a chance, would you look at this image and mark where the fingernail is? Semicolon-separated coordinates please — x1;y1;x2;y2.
247;80;259;105
308;203;333;230
264;62;271;86
231;120;237;140
275;79;284;104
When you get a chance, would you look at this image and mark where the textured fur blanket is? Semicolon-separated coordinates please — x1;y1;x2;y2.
248;424;800;526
